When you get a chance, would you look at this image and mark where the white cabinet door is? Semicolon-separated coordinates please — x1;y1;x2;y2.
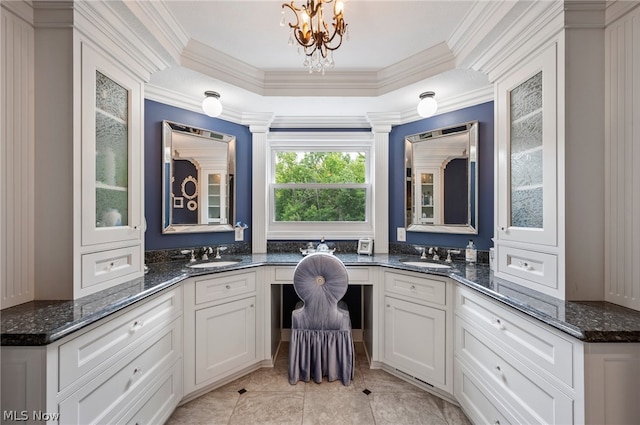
384;296;446;388
495;42;558;247
80;42;143;247
195;297;256;384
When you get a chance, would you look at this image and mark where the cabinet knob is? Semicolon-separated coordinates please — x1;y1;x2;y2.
226;285;231;290
131;320;144;332
494;421;500;425
410;285;416;291
133;367;143;376
492;317;505;330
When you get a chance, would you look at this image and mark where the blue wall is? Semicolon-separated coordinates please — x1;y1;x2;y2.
144;100;252;250
144;100;493;251
389;101;494;250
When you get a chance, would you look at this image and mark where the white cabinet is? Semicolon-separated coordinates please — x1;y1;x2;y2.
0;287;183;425
195;297;256;384
384;296;446;387
382;270;451;393
454;285;581;424
31;5;146;300
183;270;260;396
492;10;606;301
494;42;561;297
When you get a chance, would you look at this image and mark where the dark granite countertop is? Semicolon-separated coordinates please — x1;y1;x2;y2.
2;253;640;346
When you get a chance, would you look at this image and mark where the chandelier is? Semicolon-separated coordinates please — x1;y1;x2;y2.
280;0;349;74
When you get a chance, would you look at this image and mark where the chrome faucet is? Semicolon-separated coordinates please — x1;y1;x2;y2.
214;246;228;259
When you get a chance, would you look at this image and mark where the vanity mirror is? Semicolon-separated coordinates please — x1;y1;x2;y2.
405;121;478;234
162;120;235;233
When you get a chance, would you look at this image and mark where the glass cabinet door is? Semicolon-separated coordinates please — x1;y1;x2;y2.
419;172;434;224
81;43;142;246
496;43;557;246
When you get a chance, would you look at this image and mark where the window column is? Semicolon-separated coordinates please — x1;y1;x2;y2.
368;113;400;254
243;113;273;253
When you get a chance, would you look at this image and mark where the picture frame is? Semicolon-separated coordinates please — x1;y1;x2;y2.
357;238;373;255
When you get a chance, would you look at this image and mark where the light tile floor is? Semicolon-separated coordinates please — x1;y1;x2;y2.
166;343;472;425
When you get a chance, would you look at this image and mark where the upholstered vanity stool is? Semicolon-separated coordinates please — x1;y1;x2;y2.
288;252;355;386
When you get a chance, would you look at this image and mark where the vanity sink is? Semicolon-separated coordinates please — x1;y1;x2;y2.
188;260;240;269
400;261;451;269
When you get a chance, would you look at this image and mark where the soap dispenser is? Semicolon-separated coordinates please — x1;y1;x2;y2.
465;240;477;263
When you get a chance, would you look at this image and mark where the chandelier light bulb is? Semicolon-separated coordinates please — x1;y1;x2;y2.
417;91;438;118
202;91;222;117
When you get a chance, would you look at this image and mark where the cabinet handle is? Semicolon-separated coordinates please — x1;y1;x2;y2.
131;320;144;332
250;304;254;308
410;285;416;291
133;367;143;376
494;421;500;425
225;285;231;290
386;304;391;308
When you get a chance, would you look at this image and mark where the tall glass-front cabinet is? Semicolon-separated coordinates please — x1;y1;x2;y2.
494;42;560;296
33;29;145;300
78;43;144;297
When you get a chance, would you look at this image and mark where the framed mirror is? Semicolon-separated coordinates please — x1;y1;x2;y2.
405;121;478;234
162;120;236;233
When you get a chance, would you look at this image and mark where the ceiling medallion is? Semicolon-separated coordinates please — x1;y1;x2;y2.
280;0;349;74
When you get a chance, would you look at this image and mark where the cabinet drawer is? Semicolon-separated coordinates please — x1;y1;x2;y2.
497;245;558;290
81;245;142;289
455;286;574;388
456;318;574;425
454;359;515;425
120;360;182;425
59;318;181;425
269;265;371;285
194;270;256;305
384;271;446;306
58;288;181;392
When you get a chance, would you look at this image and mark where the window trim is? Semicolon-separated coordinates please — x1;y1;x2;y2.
267;132;375;240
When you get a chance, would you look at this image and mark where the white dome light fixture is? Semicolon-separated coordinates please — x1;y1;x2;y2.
417;91;438;118
202;91;222;117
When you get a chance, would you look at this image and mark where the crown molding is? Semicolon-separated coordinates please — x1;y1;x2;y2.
2;0;35;24
119;0;189;65
376;42;456;95
399;85;494;125
145;83;244;124
605;0;639;25
181;37;457;98
270;115;372;129
182;39;267;95
146;82;493;130
471;0;564;82
448;0;520;69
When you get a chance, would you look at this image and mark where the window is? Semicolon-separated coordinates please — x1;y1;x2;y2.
268;133;374;239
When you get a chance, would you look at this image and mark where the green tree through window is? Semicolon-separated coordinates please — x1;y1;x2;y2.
274;151;367;222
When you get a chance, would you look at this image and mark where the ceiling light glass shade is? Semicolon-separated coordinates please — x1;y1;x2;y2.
417;92;438;118
202;91;222;117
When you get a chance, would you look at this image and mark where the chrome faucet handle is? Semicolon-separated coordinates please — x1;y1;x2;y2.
215;246;228;259
416;246;427;259
446;249;461;263
180;249;195;262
